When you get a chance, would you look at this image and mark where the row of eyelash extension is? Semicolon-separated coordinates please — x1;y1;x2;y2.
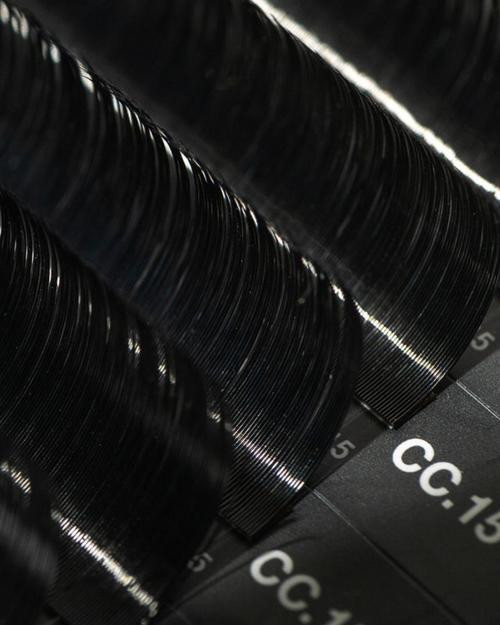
0;438;58;625
22;0;500;427
0;187;231;625
22;0;500;198
250;0;500;201
0;2;361;538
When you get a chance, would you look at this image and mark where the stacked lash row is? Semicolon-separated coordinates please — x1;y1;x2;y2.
0;1;497;624
0;438;57;625
0;187;230;625
0;1;360;536
18;0;500;426
250;0;500;198
0;2;359;623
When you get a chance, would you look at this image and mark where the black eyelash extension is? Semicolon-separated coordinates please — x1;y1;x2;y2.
0;439;58;625
19;0;500;427
247;0;500;196
0;187;230;625
0;2;361;537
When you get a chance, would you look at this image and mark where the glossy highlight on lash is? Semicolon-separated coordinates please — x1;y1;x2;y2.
0;1;361;537
0;440;58;625
0;188;230;624
23;0;500;426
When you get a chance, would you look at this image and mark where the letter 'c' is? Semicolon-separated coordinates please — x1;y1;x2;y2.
250;550;294;586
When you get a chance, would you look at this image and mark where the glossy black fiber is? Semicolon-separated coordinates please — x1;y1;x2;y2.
20;0;500;426
244;0;500;199
0;440;58;624
0;2;361;536
0;187;230;624
37;607;68;625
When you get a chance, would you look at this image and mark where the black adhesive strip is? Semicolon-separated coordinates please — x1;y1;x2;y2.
0;188;230;625
0;440;58;625
20;0;500;426
0;2;361;536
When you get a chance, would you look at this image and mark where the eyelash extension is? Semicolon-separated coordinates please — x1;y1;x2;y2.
22;0;500;427
0;187;230;625
0;2;361;537
0;439;58;625
251;0;500;198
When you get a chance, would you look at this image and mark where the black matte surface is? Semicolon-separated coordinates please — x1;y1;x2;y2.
161;491;459;625
318;353;500;625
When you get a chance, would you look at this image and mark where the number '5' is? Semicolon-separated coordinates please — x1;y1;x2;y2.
471;331;495;351
331;439;355;459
